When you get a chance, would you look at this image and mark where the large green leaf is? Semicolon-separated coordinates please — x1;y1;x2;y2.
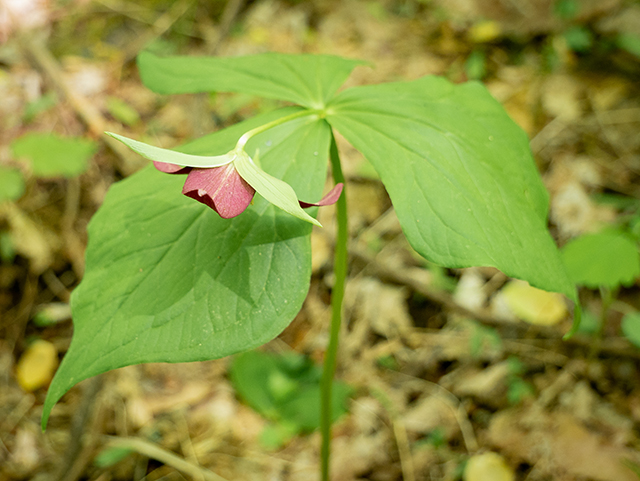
42;109;331;427
327;77;575;299
138;51;366;109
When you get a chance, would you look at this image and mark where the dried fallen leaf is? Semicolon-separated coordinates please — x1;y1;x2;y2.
454;268;487;311
464;452;514;481
9;427;41;476
402;395;459;438
488;409;640;481
2;203;58;274
500;280;567;326
469;20;501;43
15;339;58;391
542;75;584;121
344;277;413;341
443;362;511;408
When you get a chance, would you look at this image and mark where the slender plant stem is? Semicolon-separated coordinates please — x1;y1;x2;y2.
320;131;348;481
236;108;320;150
590;285;617;357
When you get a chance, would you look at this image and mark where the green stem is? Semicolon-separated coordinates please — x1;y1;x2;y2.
236;109;320;150
320;130;348;481
590;285;617;357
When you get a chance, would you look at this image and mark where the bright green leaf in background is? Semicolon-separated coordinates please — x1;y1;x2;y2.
94;446;133;468
230;350;352;448
561;229;640;289
621;312;640;349
23;91;58;123
0;231;15;263
326;77;576;300
11;133;97;178
138;51;366;109
465;49;487;80
0;166;25;203
617;33;640;59
563;26;593;52
554;0;579;19
42;110;331;427
106;97;141;126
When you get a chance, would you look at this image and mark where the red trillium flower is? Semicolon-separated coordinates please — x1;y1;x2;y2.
107;132;342;226
154;161;256;219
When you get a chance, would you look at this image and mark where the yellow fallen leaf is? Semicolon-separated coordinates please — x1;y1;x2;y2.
501;280;567;326
1;203;59;274
15;340;58;392
469;21;502;43
464;452;514;481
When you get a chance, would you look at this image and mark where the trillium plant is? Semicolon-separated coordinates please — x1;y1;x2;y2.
43;52;580;479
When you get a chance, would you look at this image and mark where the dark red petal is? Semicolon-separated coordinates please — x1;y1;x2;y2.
299;183;344;208
182;164;256;218
153;161;191;174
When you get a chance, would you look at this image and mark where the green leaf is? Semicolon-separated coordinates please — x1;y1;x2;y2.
617;33;640;59
260;421;299;450
230;350;282;420
0;231;15;263
561;229;640;289
11;133;97;178
563;26;593;52
94;446;133;468
279;383;351;431
137;51;366;109
554;0;579;19
621;312;640;349
42;109;331;428
23;91;58;123
0;166;25;203
576;308;599;335
106;97;141;126
327;77;576;300
465;50;486;80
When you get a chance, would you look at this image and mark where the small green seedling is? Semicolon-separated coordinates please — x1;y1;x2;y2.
1;132;96;204
0;166;25;204
230;350;352;449
562;228;640;340
11;132;97;178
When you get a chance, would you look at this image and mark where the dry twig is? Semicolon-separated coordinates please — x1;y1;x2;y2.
104;435;229;481
18;35;142;175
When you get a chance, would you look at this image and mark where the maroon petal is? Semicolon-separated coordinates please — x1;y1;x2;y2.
153;161;191;174
182;164;256;218
299;183;344;208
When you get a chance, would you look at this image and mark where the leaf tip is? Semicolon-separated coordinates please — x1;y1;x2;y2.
41;396;54;432
104;131;125;143
563;301;582;340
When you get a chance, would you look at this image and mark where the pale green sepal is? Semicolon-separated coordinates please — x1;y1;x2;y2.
106;132;235;168
234;150;322;227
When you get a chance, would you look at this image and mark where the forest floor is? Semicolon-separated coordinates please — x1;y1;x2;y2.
1;0;640;480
